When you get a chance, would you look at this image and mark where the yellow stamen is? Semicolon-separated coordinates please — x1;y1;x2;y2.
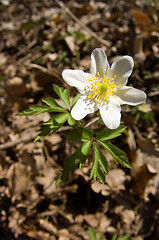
87;73;121;104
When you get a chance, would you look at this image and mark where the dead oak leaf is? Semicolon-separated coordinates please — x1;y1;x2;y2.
7;162;32;202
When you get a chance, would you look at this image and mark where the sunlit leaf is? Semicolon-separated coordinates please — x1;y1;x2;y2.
62;88;70;109
81;128;93;141
67;114;76;126
16;108;37;116
53;112;69;124
70;93;81;109
53;84;70;108
16;105;50;116
42;97;65;112
44;113;69;125
30;105;50;112
95;125;126;141
99;141;131;168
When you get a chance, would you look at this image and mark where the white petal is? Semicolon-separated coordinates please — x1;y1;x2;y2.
117;86;147;106
99;99;121;129
90;48;110;77
71;96;97;120
109;56;134;86
62;69;92;94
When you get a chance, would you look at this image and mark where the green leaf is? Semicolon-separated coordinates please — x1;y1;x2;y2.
43;113;68;133
16;97;66;116
16;108;37;116
53;84;70;109
118;234;131;240
93;143;108;174
88;227;103;240
35;113;68;142
99;141;131;168
30;105;50;113
81;128;93;141
57;141;91;182
16;105;50;116
44;112;69;126
88;228;96;240
34;125;55;142
63;130;83;141
95;125;126;141
71;93;81;109
63;88;70;108
57;148;81;183
67;114;76;126
42;97;65;112
97;233;103;240
112;233;118;240
54;112;69;124
90;154;105;183
63;128;93;142
90;143;107;183
80;140;91;164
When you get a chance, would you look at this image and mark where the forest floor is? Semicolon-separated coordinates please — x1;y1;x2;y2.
0;0;159;239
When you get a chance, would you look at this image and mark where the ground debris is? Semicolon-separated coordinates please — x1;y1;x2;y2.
0;0;159;240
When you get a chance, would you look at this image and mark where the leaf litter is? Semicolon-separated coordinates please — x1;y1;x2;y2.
0;0;159;239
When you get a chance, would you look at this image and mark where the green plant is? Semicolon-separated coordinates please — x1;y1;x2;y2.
88;227;103;240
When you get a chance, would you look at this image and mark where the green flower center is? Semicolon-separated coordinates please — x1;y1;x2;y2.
99;83;109;95
87;71;121;104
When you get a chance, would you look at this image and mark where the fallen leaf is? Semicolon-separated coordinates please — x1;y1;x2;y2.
7;162;32;201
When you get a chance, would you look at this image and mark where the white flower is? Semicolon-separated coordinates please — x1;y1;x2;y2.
138;103;151;112
62;48;147;129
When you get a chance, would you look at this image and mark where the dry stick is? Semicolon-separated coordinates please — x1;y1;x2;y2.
0;133;38;150
29;63;64;83
148;90;159;97
55;0;110;48
13;39;37;60
0;126;71;150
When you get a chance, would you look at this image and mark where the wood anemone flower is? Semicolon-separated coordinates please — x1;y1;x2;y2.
62;48;147;129
138;103;151;112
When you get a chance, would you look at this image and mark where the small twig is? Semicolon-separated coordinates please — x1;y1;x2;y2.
29;63;64;83
148;90;159;97
55;0;110;48
14;39;37;58
0;132;38;150
0;126;72;150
